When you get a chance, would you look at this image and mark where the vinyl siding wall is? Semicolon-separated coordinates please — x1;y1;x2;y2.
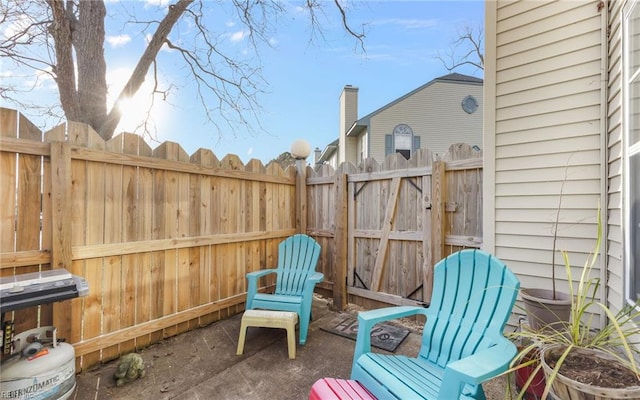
485;1;607;308
367;81;483;161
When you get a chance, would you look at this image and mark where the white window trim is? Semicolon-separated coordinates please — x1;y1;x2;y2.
624;0;640;305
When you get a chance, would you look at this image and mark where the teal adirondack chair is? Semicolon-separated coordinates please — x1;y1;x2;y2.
351;249;520;400
245;234;323;345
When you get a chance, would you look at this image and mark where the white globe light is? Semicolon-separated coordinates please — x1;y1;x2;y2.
290;139;311;159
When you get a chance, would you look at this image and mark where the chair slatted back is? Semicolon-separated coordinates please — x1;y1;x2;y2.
420;250;519;367
274;234;321;296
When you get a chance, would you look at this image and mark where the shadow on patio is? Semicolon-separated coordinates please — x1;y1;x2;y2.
74;296;511;400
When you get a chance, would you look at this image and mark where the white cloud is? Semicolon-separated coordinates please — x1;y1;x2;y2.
230;31;246;43
269;37;278;47
2;13;32;40
106;34;131;48
375;18;439;30
145;0;170;7
247;147;254;156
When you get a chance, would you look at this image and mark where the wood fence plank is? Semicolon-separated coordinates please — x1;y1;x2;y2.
190;149;211;325
431;161;446;273
82;155;106;369
0;108;18;138
155;143;183;339
50;141;74;341
176;162;191;334
119;137;139;355
40;138;53;326
0;137;17;258
9;161;44;337
151;160;167;344
137;159;155;348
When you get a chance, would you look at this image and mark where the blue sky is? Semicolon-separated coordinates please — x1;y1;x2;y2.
3;1;484;164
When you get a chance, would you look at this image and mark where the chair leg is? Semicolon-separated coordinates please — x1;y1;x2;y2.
299;315;309;345
286;321;296;359
236;320;248;355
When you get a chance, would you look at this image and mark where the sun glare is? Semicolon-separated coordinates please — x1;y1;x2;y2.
108;68;166;138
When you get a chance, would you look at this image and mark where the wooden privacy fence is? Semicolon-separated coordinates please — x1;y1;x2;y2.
306;145;483;311
0;108;298;370
0;108;483;371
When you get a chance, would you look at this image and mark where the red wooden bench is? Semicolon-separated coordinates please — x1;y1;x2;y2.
309;378;377;400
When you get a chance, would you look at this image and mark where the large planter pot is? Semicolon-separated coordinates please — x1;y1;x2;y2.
520;288;571;330
541;345;640;400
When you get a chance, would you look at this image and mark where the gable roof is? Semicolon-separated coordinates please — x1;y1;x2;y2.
347;72;483;137
316;138;338;165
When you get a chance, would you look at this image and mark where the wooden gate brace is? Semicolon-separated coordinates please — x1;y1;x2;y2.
353;181;369;199
406;177;422;193
353;271;368;290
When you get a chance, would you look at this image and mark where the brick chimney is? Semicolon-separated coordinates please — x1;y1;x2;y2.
339;85;358;164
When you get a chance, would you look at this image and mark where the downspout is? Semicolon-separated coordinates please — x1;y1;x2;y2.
599;0;610;329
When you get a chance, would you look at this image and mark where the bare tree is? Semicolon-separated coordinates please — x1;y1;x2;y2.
437;23;483;73
0;0;365;140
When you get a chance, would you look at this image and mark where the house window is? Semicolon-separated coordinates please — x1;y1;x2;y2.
625;0;640;303
360;134;368;163
393;124;413;160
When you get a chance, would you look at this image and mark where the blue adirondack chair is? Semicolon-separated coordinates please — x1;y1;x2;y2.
351;249;520;400
245;234;323;345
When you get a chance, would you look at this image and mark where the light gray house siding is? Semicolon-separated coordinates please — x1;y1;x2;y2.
318;73;483;167
366;80;483;160
484;0;608;317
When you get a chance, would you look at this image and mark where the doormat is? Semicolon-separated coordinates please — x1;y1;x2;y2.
320;316;409;353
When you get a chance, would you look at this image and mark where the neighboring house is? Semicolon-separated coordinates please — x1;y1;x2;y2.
315;73;483;167
484;0;638;324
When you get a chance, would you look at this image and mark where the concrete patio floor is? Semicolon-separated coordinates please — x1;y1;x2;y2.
73;296;513;400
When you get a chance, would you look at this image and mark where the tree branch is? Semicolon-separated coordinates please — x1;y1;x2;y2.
437;24;484;73
101;0;195;139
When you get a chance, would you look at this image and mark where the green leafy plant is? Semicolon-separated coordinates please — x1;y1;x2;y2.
507;205;640;399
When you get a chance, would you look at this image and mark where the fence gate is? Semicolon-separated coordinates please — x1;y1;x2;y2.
346;152;438;306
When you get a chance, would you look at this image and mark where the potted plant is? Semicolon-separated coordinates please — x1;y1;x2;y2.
508;206;640;399
520;174;572;331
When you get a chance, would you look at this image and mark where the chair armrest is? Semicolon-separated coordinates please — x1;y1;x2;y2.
246;269;277;305
302;272;324;296
307;271;324;283
246;269;277;280
352;306;429;367
437;339;516;400
305;271;324;288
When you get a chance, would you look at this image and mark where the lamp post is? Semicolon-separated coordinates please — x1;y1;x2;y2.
291;139;311;234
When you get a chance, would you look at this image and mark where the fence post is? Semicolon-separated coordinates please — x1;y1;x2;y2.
333;173;348;311
428;161;446;301
295;159;307;234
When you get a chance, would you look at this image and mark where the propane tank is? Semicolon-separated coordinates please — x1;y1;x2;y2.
0;326;76;400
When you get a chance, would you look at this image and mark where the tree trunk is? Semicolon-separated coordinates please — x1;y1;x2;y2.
75;1;107;133
47;0;80;122
48;0;108;137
